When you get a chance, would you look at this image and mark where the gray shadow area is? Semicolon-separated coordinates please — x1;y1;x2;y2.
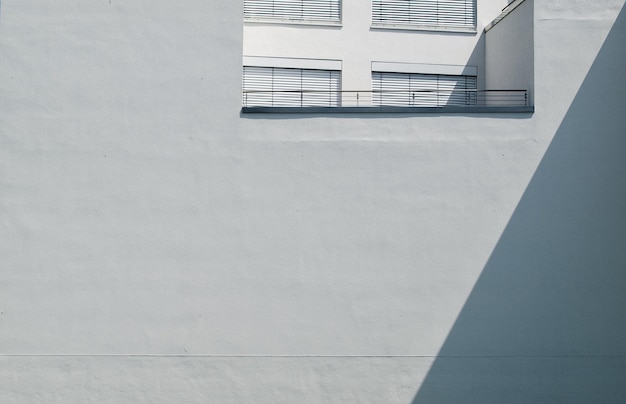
413;5;626;403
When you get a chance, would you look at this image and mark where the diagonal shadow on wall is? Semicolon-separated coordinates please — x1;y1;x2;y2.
412;5;626;403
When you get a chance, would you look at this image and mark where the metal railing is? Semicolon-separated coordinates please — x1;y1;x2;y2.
242;89;529;108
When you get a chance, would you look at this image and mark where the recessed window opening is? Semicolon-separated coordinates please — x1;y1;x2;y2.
243;66;342;107
372;71;477;107
372;0;476;29
244;0;341;23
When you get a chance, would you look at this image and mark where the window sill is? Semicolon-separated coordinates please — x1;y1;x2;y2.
370;23;477;34
244;18;342;28
242;106;534;114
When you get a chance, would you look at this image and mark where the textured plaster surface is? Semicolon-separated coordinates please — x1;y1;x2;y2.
1;0;625;402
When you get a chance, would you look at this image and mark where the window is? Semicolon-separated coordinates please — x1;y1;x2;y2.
244;0;341;23
372;71;477;107
243;66;341;107
372;0;476;30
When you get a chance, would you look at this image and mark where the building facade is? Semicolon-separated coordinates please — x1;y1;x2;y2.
1;0;625;402
242;0;532;109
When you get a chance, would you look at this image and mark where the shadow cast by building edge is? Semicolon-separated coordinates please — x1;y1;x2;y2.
412;4;626;403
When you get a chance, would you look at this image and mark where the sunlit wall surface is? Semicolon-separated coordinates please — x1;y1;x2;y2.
1;0;624;402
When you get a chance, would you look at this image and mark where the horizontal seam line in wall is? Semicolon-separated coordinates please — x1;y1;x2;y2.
1;354;626;358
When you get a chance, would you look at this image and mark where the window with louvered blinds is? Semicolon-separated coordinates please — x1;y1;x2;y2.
372;71;477;107
372;0;476;29
244;0;341;23
243;66;341;107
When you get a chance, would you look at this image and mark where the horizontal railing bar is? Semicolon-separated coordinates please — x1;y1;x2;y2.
243;89;528;93
242;89;529;108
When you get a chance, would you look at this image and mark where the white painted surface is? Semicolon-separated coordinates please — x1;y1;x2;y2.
486;0;535;103
1;0;625;402
243;55;342;70
244;0;510;92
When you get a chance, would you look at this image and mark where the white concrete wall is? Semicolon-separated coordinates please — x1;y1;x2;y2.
244;0;510;95
486;0;535;104
1;0;625;402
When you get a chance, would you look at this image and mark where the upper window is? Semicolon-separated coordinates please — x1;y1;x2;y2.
372;0;476;30
244;0;341;23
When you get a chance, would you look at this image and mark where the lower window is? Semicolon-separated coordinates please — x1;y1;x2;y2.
243;66;341;107
372;71;477;107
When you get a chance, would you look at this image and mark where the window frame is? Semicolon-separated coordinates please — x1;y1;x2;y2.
372;70;478;107
244;0;342;26
371;0;477;33
242;58;343;108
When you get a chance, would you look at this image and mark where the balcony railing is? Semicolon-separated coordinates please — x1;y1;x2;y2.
242;89;530;109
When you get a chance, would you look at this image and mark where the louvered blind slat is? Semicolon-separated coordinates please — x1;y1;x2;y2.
372;0;476;28
244;0;341;22
243;66;341;107
373;71;477;107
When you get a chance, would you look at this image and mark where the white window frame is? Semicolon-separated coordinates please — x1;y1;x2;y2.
372;62;478;107
243;57;342;108
371;0;477;32
244;0;342;25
